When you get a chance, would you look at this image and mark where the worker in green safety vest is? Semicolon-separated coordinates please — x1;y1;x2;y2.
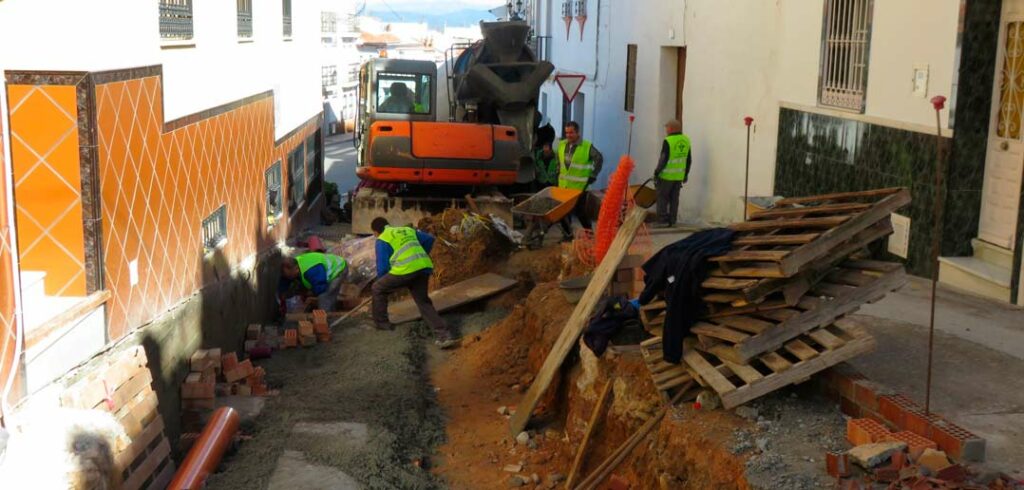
556;121;604;232
652;119;693;228
280;252;349;311
370;217;458;349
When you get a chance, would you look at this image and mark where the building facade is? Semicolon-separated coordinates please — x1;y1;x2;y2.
0;0;325;424
533;0;1022;306
321;0;361;134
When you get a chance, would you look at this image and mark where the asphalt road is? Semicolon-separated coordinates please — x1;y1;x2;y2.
324;133;361;198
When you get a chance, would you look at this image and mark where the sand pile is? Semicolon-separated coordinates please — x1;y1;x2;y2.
418;209;517;291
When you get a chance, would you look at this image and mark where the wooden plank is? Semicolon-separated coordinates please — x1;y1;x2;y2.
640;336;663;348
730;215;851;232
714;316;772;334
727;267;905;362
718;328;877;409
117;390;160;442
705;299;789;318
691;323;749;344
758;352;792;373
510;208;648;435
784;340;819;361
640;300;667;311
565;380;613;490
658;373;696;391
812;282;859;298
25;290;111;349
701;277;759;290
722;360;764;384
708;250;790;263
732;233;820;246
122;438;171;490
389;273;517;324
147;459;176;490
702;292;745;303
826;269;876;287
842;259;903;272
775;187;903;206
682;350;737;395
653;365;693;385
807;328;846;350
61;346;148;409
115;414;165;471
756;308;801;322
750;202;871;220
709;265;788;279
775;189;911;275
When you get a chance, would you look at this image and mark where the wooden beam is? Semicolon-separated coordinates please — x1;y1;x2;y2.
510;208;648;436
565;380;613;490
691;323;749;344
26;290;112;349
750;202;871;220
683;350;737;395
775;187;904;206
732;233;820;246
389;273;517;324
730;215;851;232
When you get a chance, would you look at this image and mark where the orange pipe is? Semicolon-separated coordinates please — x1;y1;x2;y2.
167;406;240;490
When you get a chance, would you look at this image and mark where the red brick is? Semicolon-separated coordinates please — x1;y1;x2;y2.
853;380;881;413
283;329;298;348
826;452;851;478
246;323;262;341
888;451;907;470
873;467;899;483
838;478;865;490
904;411;931;436
606;475;630;490
225;359;255;383
840;397;862;418
886;431;937;455
190;348;222;373
935;464;967;482
221;352;239;373
847;418;890;446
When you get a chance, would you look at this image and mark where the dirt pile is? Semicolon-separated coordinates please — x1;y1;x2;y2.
418;209;517;291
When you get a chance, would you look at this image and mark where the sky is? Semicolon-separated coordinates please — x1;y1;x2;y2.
364;0;502;14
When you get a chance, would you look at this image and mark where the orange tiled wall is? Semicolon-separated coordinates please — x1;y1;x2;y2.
95;74;319;339
6;84;87;297
0;111;19;415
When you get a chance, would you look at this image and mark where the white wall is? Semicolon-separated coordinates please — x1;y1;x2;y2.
537;0;963;225
0;0;323;140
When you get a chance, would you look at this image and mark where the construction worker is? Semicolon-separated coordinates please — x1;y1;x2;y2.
652;119;692;228
370;217;459;349
557;121;603;231
379;83;415;113
280;252;348;311
533;143;558;190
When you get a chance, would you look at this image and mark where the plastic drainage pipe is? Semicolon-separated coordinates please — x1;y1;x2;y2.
167;406;240;490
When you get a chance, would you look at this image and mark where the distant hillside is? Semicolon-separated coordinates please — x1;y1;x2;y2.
366;8;495;29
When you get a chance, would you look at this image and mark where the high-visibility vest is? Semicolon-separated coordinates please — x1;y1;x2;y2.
557;139;595;190
379;226;433;276
658;133;691;181
295;253;347;290
534;149;558;185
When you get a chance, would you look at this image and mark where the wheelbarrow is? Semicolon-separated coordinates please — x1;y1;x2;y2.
513;187;583;248
629;178;657;208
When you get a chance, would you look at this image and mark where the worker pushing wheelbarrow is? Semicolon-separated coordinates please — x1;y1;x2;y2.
513;187;584;249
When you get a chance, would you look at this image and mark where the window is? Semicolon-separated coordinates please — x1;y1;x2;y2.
305;132;321;200
322;12;337;34
160;0;193;41
624;44;637;112
202;205;228;253
288;144;305;214
266;161;283;226
818;0;874;112
322;65;338;97
376;73;432;114
237;0;253;39
282;0;293;38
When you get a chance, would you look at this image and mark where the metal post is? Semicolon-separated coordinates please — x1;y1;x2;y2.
626;114;636;155
743;117;754;220
925;95;947;416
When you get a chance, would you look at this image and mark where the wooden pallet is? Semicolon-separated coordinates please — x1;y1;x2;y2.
683;317;876;409
709;188;909;279
61;346;176;490
638;337;704;404
692;260;904;364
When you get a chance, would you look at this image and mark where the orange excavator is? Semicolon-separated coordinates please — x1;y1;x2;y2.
351;19;554;233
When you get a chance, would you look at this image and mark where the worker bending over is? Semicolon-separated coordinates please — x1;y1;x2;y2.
370;217;458;349
557;121;603;233
280;252;348;311
652;119;692;228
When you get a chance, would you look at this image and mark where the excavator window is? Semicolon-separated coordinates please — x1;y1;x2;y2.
376;72;432;115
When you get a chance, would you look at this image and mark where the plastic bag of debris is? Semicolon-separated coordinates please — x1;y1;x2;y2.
332;235;377;290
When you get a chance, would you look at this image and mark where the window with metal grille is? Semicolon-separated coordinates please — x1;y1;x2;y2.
160;0;194;40
322;65;338;97
322;12;337;33
305;132;322;200
288;144;305;214
266;161;283;226
624;44;638;112
282;0;293;38
818;0;874;112
237;0;253;39
202;205;228;253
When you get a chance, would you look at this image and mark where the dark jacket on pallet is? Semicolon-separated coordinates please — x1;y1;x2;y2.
638;228;736;363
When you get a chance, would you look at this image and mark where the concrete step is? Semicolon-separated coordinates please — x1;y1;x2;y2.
18;271;46;304
972;238;1014;269
938;256;1012;303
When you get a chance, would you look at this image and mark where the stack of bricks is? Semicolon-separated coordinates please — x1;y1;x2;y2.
182;348;222;431
298;321;317;347
610;254;645;298
313;309;332;343
820;363;986;462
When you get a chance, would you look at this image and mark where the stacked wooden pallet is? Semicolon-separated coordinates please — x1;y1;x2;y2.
61;346;176;490
639;188;911;407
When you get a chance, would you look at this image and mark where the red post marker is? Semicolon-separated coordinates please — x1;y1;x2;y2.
693;401;702;410
629;114;635;122
744;116;754;127
931;95;947;111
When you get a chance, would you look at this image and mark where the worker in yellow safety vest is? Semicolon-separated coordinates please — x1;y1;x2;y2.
556;121;604;233
280;252;348;311
652;119;692;228
370;217;458;348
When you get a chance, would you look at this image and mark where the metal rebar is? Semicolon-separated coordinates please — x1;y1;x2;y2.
744;123;752;221
925;98;947;416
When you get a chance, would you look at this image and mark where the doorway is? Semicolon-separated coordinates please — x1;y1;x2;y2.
981;0;1024;250
659;46;687;126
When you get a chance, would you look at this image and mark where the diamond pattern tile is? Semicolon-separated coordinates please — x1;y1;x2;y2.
7;84;87;297
94;75;317;340
0;111;18;412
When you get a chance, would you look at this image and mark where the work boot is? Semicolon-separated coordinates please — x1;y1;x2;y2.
373;322;395;331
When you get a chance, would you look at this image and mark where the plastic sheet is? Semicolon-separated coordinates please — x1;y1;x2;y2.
331;236;378;290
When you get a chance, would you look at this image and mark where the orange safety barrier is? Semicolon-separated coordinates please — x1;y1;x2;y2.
594;155;635;263
167;407;241;490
